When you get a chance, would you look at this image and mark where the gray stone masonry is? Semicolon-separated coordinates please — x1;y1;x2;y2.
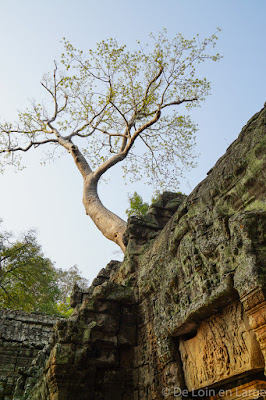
0;309;60;400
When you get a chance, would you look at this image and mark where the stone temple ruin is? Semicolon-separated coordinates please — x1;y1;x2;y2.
0;104;265;399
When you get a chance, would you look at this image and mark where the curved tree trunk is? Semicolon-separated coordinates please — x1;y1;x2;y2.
82;174;127;253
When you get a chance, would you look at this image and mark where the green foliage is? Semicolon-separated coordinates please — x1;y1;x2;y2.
0;29;221;191
0;226;60;314
0;222;89;316
55;265;89;316
126;192;149;217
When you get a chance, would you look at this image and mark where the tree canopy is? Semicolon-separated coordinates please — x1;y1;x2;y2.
0;30;221;250
0;222;89;315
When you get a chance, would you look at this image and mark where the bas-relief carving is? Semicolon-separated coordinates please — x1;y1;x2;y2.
179;301;265;391
210;380;266;400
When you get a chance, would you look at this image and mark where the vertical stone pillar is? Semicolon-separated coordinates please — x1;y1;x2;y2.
241;287;266;373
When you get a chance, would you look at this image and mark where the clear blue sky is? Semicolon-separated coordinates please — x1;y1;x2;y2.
0;0;265;282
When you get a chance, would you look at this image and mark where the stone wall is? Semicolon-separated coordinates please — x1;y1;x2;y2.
0;310;60;400
120;104;266;399
12;278;137;400
9;104;266;399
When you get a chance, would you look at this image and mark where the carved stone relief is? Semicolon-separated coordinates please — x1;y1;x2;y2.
210;380;266;400
179;301;265;391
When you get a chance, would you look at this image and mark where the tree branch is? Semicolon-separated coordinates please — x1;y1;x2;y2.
64;142;92;178
69;102;110;138
160;97;198;109
123;108;161;156
142;66;164;106
0;139;58;154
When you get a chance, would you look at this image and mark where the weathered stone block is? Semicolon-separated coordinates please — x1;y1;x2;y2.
93;282;133;303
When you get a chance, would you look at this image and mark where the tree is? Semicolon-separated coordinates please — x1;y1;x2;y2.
0;225;60;314
55;265;89;316
126;192;150;217
0;30;221;252
0;222;89;315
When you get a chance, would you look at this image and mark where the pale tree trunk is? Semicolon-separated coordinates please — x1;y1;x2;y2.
62;141;127;252
82;173;127;253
